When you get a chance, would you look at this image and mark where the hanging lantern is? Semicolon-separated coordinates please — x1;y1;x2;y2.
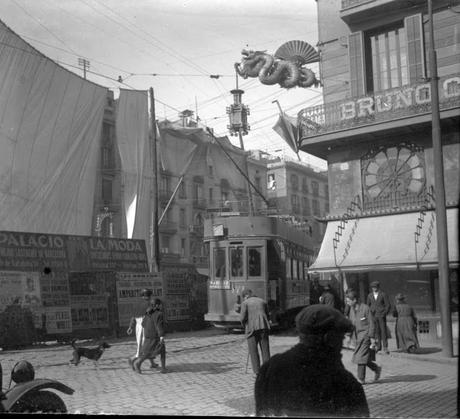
227;89;250;136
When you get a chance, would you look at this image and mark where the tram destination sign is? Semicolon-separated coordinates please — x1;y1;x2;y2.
0;231;149;272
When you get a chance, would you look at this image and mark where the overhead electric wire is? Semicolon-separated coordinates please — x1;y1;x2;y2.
96;0;211;77
80;0;232;110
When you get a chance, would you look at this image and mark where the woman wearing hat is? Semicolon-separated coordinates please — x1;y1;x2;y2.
127;289;158;369
392;294;419;353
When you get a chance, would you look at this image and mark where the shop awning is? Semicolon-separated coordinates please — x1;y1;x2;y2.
309;208;458;273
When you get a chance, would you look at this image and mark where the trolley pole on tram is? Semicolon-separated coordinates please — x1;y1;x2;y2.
427;0;452;357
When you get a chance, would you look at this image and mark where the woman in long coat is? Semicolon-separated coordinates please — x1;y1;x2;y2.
392;293;419;353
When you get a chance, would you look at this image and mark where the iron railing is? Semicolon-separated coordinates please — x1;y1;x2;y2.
298;74;460;140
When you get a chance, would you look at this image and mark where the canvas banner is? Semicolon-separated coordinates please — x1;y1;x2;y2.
0;20;107;235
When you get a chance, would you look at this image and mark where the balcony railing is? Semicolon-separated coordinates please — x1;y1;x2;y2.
192;198;207;209
189;224;204;235
298;74;460;140
158;221;177;234
341;0;376;9
191;255;208;267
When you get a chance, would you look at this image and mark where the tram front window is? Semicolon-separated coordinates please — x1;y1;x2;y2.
214;248;226;279
231;247;243;277
248;247;262;277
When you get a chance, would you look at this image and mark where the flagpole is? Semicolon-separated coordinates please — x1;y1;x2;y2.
149;87;160;273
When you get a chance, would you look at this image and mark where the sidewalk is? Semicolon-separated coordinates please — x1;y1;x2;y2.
382;334;458;365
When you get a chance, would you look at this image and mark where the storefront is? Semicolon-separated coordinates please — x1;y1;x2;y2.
308;208;459;343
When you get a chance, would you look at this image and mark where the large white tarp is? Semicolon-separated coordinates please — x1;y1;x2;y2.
0;20;107;235
115;90;151;250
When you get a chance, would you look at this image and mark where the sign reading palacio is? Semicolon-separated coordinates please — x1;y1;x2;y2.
0;231;149;272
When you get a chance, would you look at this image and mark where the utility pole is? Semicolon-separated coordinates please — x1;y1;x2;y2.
149;87;160;273
78;57;90;79
427;0;452;357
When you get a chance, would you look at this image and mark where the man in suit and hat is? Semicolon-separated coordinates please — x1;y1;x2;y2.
366;281;391;354
239;289;271;375
255;304;369;417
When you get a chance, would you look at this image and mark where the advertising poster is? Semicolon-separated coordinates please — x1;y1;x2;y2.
0;271;43;328
164;294;190;321
115;272;163;327
162;265;192;322
40;271;70;307
70;294;109;329
44;306;72;334
0;271;25;310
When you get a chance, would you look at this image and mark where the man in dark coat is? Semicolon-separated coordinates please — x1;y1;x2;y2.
255;304;369;417
366;280;391;354
133;298;166;374
346;290;382;384
239;289;270;374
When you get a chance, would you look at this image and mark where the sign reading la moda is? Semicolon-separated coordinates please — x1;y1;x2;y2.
340;76;460;120
88;237;144;252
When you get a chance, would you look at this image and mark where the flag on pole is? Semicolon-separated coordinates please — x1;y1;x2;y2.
272;110;300;158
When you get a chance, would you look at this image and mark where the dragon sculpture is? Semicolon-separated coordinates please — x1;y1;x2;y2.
234;41;320;89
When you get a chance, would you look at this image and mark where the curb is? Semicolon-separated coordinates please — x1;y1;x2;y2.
342;346;458;365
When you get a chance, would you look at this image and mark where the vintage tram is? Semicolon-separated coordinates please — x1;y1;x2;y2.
204;215;316;330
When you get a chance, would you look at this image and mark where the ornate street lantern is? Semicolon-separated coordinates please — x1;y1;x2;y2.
227;89;250;136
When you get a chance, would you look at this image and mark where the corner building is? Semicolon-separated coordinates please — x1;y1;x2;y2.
301;0;459;346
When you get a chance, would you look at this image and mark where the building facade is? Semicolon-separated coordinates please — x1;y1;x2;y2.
300;0;459;344
92;90;124;239
266;158;329;251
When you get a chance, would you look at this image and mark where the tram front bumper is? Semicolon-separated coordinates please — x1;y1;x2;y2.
204;313;242;329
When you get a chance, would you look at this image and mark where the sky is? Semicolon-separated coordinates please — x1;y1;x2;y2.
2;0;327;170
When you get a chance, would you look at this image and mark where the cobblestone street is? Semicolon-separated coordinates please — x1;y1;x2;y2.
1;329;457;417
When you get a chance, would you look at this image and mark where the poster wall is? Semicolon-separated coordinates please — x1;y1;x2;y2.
0;271;43;328
115;272;163;327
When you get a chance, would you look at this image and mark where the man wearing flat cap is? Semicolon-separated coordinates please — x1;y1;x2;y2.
366;281;391;354
255;304;369;417
239;289;271;374
346;290;382;385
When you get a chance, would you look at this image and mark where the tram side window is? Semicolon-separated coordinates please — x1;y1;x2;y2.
214;248;226;280
286;256;291;280
293;259;298;280
248;247;262;277
231;247;243;277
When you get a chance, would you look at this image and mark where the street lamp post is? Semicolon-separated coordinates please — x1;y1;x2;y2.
226;78;255;215
427;0;452;357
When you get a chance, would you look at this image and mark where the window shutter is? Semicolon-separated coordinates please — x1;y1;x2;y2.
348;31;366;97
405;13;426;83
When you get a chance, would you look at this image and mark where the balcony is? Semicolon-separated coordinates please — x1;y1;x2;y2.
189;224;204;236
298;74;460;158
191;255;208;268
192;198;207;209
159;189;172;204
158;221;177;234
340;0;425;24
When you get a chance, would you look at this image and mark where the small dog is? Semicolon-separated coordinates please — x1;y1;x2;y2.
69;339;111;366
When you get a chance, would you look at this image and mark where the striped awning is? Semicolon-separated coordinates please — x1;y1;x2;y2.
309;208;459;273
